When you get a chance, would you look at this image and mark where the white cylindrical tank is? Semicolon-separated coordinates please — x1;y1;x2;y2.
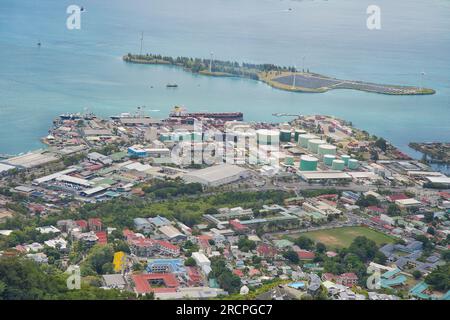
323;154;336;166
308;139;326;153
298;134;317;148
257;129;280;145
318;144;337;157
331;159;345;171
341;155;351;166
348;159;360;170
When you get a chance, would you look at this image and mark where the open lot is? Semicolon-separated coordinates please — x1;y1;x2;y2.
296;226;395;249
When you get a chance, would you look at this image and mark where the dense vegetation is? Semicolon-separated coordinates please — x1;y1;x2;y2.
209;257;241;294
425;264;450;292
124;53;296;80
0;256;135;300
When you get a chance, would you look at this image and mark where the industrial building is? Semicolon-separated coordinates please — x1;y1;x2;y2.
298;171;352;183
183;164;249;187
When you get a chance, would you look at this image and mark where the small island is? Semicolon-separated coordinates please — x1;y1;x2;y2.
123;53;435;95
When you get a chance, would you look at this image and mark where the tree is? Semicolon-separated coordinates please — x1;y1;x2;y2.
348;236;377;262
283;250;299;264
387;203;401;216
356;195;379;208
412;270;422;280
82;244;114;275
425;264;449;291
427;227;435;235
294;236;314;250
237;237;256;252
316;242;327;254
184;257;197;267
375;138;387;152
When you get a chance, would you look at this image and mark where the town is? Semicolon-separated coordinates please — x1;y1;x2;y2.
0;106;449;300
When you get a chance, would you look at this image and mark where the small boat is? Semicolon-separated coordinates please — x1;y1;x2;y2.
166;83;178;88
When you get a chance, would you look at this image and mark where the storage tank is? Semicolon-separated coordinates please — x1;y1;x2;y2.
279;129;292;142
284;156;294;166
191;132;203;142
159;133;172;142
299;155;318;171
177;132;191;142
308;139;326;153
323;154;336;166
331;159;345;171
341;155;351;166
298;134;317;148
257;129;280;145
294;129;307;142
318;144;337;157
348;159;360;170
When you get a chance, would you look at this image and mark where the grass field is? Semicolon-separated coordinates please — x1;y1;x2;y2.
295;226;395;249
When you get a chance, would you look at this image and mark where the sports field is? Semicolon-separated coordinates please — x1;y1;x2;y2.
297;226;395;249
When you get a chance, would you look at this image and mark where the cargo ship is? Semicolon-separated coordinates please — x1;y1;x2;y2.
169;106;243;121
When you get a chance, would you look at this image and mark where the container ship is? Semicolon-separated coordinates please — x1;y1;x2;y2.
169;106;243;121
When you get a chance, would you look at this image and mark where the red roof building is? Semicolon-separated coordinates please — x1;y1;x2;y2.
256;244;278;258
438;192;450;200
88;218;102;231
336;273;359;287
155;240;180;256
229;219;248;233
233;269;244;277
387;194;409;202
132;273;179;294
187;267;202;286
95;231;108;245
296;249;315;260
75;220;88;231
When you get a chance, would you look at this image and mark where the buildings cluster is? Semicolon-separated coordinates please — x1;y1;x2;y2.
0;110;449;300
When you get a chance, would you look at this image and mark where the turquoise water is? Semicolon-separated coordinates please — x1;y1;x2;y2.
0;0;449;156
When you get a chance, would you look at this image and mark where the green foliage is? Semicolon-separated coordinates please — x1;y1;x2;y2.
387;203;401;216
142;181;203;199
209;257;241;294
425;264;449;291
294;236;315;250
356;195;380;208
81;244;114;276
283;250;299;264
348;236;378;262
184;257;197;267
412;270;422;280
300;189;339;198
0;256;132;300
237;237;256;252
374;138;387;152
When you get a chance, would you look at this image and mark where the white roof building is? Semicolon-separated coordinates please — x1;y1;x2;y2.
183;164;249;187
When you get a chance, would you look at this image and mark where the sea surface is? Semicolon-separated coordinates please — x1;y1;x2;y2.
0;0;449;163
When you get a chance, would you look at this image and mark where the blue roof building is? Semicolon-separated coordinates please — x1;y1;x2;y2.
147;258;185;274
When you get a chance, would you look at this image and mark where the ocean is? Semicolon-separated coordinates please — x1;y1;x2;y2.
0;0;449;161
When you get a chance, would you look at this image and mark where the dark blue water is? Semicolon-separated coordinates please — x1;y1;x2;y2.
0;0;449;156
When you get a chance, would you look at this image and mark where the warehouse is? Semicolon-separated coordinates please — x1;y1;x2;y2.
298;171;352;183
183;164;249;187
